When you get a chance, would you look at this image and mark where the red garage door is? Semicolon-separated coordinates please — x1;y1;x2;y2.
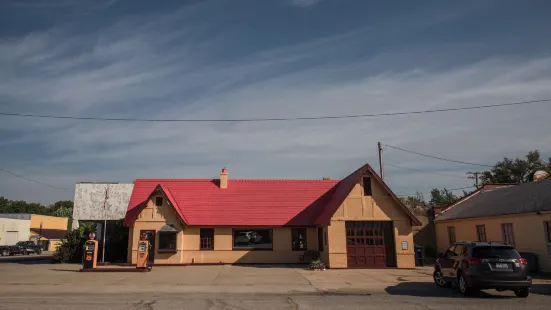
346;221;392;268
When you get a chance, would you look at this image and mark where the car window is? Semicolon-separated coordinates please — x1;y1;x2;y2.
472;246;520;259
453;245;465;256
445;246;455;258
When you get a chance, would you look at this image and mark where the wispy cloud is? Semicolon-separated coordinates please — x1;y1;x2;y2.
0;0;550;203
290;0;322;7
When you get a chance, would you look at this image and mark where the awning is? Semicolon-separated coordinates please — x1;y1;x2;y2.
159;224;179;232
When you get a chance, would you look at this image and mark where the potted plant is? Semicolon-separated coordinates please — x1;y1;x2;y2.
310;259;326;271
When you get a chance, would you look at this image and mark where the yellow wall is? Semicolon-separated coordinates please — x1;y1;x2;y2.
129;196;320;265
326;173;415;269
30;214;68;230
435;212;551;272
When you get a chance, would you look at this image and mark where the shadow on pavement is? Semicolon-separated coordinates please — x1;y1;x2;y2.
531;283;551;296
385;282;516;299
0;254;53;265
50;269;80;273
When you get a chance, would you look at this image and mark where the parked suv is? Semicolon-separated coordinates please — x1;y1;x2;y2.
434;241;531;297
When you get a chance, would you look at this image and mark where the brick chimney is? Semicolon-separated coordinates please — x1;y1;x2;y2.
220;167;228;189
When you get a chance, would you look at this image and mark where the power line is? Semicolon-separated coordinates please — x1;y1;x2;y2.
396;185;476;197
0;98;549;123
383;144;493;167
0;168;73;192
386;163;470;179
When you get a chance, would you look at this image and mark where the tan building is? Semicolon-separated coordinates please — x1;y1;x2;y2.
123;164;421;268
0;214;68;251
435;180;551;272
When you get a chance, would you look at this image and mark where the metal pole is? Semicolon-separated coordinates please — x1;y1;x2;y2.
378;142;384;180
102;187;109;263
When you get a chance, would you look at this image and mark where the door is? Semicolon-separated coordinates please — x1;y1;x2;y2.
451;244;466;278
5;231;18;245
140;230;155;263
317;228;324;252
346;221;390;268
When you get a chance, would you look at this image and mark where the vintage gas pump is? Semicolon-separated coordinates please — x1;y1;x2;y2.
82;233;98;270
136;232;151;270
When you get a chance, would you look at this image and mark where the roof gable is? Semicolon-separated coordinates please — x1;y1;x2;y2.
313;163;421;226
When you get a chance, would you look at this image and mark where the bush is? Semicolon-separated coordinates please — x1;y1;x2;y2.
52;223;96;264
310;258;326;269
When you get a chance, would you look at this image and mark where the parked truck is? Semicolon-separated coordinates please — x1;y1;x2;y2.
0;241;42;256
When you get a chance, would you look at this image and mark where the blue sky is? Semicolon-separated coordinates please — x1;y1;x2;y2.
1;0;551;204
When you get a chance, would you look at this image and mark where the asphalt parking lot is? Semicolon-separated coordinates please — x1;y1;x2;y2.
1;256;550;309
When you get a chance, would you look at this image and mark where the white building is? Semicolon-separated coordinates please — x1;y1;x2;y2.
0;218;31;245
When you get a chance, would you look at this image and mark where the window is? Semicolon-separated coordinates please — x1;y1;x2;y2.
453;244;465;256
501;223;515;246
158;232;177;252
447;226;456;245
291;228;307;251
476;225;487;242
233;229;273;250
363;177;372;196
200;228;214;250
155;197;163;207
444;245;455;258
544;221;551;255
472;246;520;259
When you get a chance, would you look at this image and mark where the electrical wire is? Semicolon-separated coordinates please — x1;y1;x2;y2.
385;163;470;179
383;144;493;167
0;168;73;192
396;185;476;197
0;98;549;123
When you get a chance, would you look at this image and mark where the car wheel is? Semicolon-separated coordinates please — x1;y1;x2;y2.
459;274;474;296
514;289;529;298
434;269;451;288
1;249;8;256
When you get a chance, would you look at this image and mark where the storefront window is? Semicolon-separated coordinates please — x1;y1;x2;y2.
291;228;307;251
233;229;273;250
158;232;177;252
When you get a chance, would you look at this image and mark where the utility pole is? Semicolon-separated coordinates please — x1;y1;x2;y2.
467;172;482;189
378;142;384;180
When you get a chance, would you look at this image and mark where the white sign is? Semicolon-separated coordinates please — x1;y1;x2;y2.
401;241;408;250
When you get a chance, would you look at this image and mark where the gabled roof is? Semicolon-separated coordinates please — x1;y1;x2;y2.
436;180;551;221
123;163;421;227
313;163;421;226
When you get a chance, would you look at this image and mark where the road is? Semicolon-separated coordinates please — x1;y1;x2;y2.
1;291;550;310
1;259;550;309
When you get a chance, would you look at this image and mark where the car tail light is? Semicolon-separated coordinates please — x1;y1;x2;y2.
467;257;483;265
515;258;528;265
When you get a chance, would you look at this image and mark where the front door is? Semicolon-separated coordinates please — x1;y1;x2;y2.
346;221;389;268
140;230;155;263
439;245;456;279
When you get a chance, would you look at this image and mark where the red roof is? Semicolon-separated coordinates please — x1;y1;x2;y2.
123;164;420;227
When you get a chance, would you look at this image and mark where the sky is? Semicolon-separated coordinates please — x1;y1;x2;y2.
1;0;551;204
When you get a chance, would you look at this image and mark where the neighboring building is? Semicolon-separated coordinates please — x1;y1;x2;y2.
0;214;68;250
123;164;421;268
435;180;551;272
72;182;134;261
0;218;31;245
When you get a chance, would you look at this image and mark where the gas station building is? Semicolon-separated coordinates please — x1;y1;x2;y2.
123;164;421;269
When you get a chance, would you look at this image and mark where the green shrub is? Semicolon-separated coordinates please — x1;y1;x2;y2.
52;223;96;264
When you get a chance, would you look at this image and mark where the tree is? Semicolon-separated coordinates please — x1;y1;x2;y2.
52;223;96;263
429;188;457;205
404;191;425;206
481;150;548;184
